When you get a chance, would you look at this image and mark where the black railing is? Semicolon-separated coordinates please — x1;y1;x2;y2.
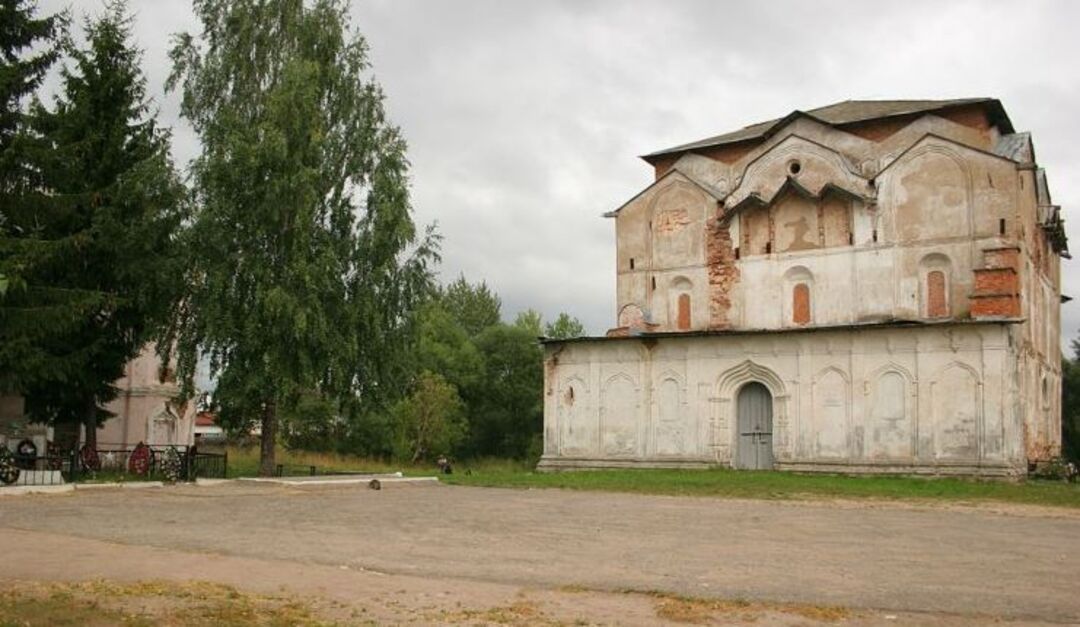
0;445;228;487
274;463;317;477
191;451;228;480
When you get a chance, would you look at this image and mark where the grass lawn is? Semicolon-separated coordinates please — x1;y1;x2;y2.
217;446;1080;509
221;445;529;479
442;466;1080;509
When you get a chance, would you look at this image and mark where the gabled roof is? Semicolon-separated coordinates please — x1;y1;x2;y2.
993;132;1034;163
604;166;723;217
721;177;868;222
643;98;1014;162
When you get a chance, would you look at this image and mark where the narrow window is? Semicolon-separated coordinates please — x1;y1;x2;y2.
651;277;657;290
872;229;878;243
927;270;948;318
734;246;740;260
999;218;1006;235
677;294;691;330
792;283;810;325
765;241;772;254
629;258;635;270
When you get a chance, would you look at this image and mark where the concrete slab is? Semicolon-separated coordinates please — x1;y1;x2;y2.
0;484;74;496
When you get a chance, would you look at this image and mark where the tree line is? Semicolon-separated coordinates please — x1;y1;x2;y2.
0;0;584;475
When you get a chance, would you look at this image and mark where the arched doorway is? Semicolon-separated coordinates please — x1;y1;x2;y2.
736;382;774;469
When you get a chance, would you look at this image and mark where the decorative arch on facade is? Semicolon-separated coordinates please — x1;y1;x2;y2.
617;303;647;330
867;361;916;386
877;139;974;244
927;361;983;460
600;372;641;457
812;365;851;385
782;266;814;327
809;365;852;459
653;369;690;457
669;276;693;331
722;135;873;216
557;374;593;456
714;361;790;462
717;360;788;399
866;362;917;459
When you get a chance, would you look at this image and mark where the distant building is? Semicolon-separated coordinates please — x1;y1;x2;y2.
540;98;1065;476
0;345;196;453
193;411;224;444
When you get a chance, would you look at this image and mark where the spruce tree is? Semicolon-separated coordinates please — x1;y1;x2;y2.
0;0;64;308
0;0;87;395
166;0;436;475
1;1;186;448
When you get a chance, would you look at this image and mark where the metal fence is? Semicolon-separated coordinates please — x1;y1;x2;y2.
275;463;317;477
0;444;228;487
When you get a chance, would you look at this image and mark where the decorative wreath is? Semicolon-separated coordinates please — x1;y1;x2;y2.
128;442;152;476
46;441;63;471
80;444;101;472
0;447;19;485
160;447;183;483
14;439;37;470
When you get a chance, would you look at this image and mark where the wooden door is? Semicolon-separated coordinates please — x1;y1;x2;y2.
736;382;774;469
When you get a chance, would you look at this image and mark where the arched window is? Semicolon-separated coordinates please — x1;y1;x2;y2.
792;283;810;325
919;253;951;320
677;294;691;330
926;270;948;318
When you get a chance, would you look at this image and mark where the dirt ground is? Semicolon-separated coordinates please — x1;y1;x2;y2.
1;481;1078;625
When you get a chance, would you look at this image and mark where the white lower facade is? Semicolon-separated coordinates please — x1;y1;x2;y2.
539;321;1031;477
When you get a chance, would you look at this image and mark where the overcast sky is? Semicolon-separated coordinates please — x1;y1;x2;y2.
37;0;1080;350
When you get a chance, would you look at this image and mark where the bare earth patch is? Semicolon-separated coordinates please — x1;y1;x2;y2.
0;481;1076;625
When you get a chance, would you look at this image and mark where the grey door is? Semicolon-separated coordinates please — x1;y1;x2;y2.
736;382;774;469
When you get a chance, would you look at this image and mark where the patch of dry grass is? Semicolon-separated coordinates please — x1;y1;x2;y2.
0;579;335;626
645;590;851;624
430;599;560;626
558;585;851;625
223;444;531;478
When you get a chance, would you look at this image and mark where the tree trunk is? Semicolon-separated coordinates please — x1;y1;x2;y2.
258;400;277;477
83;398;98;450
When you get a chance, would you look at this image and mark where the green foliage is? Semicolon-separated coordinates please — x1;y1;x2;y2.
415;302;484;391
513;308;543;336
445;467;1080;509
440;274;501;337
1;1;185;443
279;389;342;452
544;312;586;339
1062;337;1080;463
0;0;65;159
392;371;467;463
166;0;436;474
0;0;73;390
464;323;543;459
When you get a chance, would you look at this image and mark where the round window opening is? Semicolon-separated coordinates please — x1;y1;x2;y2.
788;160;802;175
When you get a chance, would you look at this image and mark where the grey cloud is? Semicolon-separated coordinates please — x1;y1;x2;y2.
36;0;1080;347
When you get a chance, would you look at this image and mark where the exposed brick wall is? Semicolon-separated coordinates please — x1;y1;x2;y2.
971;294;1020;318
927;271;948;318
973;267;1019;294
971;247;1021;319
706;219;739;329
792;283;810;325
677;293;691;330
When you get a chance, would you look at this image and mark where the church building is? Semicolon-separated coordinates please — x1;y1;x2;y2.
539;98;1066;476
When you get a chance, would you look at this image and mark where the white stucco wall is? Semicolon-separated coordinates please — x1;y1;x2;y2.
540;322;1023;476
